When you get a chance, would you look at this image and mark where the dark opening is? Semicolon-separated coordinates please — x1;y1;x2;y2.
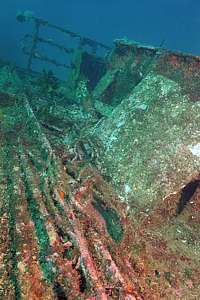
77;266;87;293
155;270;160;278
80;52;107;90
53;282;68;300
176;179;200;215
56;226;65;239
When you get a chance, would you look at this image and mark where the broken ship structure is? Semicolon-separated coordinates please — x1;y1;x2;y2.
1;14;200;299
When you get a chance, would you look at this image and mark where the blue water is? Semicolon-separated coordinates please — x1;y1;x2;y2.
1;0;199;71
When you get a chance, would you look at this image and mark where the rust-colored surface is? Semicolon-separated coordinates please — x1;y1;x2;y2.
1;41;200;299
0;95;143;299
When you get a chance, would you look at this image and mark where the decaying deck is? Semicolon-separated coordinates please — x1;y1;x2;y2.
1;40;200;299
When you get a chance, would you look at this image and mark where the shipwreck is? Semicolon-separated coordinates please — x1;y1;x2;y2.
0;12;200;299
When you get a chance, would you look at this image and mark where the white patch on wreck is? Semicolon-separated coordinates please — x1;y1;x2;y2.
124;183;132;195
189;143;200;157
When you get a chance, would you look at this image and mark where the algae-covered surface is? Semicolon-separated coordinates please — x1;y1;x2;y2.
93;71;200;207
1;41;200;299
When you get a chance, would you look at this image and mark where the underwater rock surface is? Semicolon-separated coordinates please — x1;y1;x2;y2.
0;41;200;299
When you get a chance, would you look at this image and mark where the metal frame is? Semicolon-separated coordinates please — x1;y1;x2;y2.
18;13;111;72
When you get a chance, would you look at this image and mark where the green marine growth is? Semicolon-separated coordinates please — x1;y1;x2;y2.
0;109;4;123
75;78;90;103
92;199;123;243
0;66;23;94
37;70;59;97
5;150;21;300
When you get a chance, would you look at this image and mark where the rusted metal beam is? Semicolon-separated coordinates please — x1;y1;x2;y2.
25;34;74;54
23;48;72;69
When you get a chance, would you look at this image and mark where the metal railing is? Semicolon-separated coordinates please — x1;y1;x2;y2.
17;11;111;72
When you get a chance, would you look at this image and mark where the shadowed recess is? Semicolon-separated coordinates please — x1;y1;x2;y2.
92;198;123;243
176;179;200;215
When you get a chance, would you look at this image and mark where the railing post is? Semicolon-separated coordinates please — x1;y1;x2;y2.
27;19;40;71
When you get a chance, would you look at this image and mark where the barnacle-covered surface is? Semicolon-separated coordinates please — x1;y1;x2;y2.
1;41;200;299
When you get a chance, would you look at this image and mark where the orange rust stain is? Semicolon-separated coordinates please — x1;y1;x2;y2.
125;284;135;294
59;191;65;201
